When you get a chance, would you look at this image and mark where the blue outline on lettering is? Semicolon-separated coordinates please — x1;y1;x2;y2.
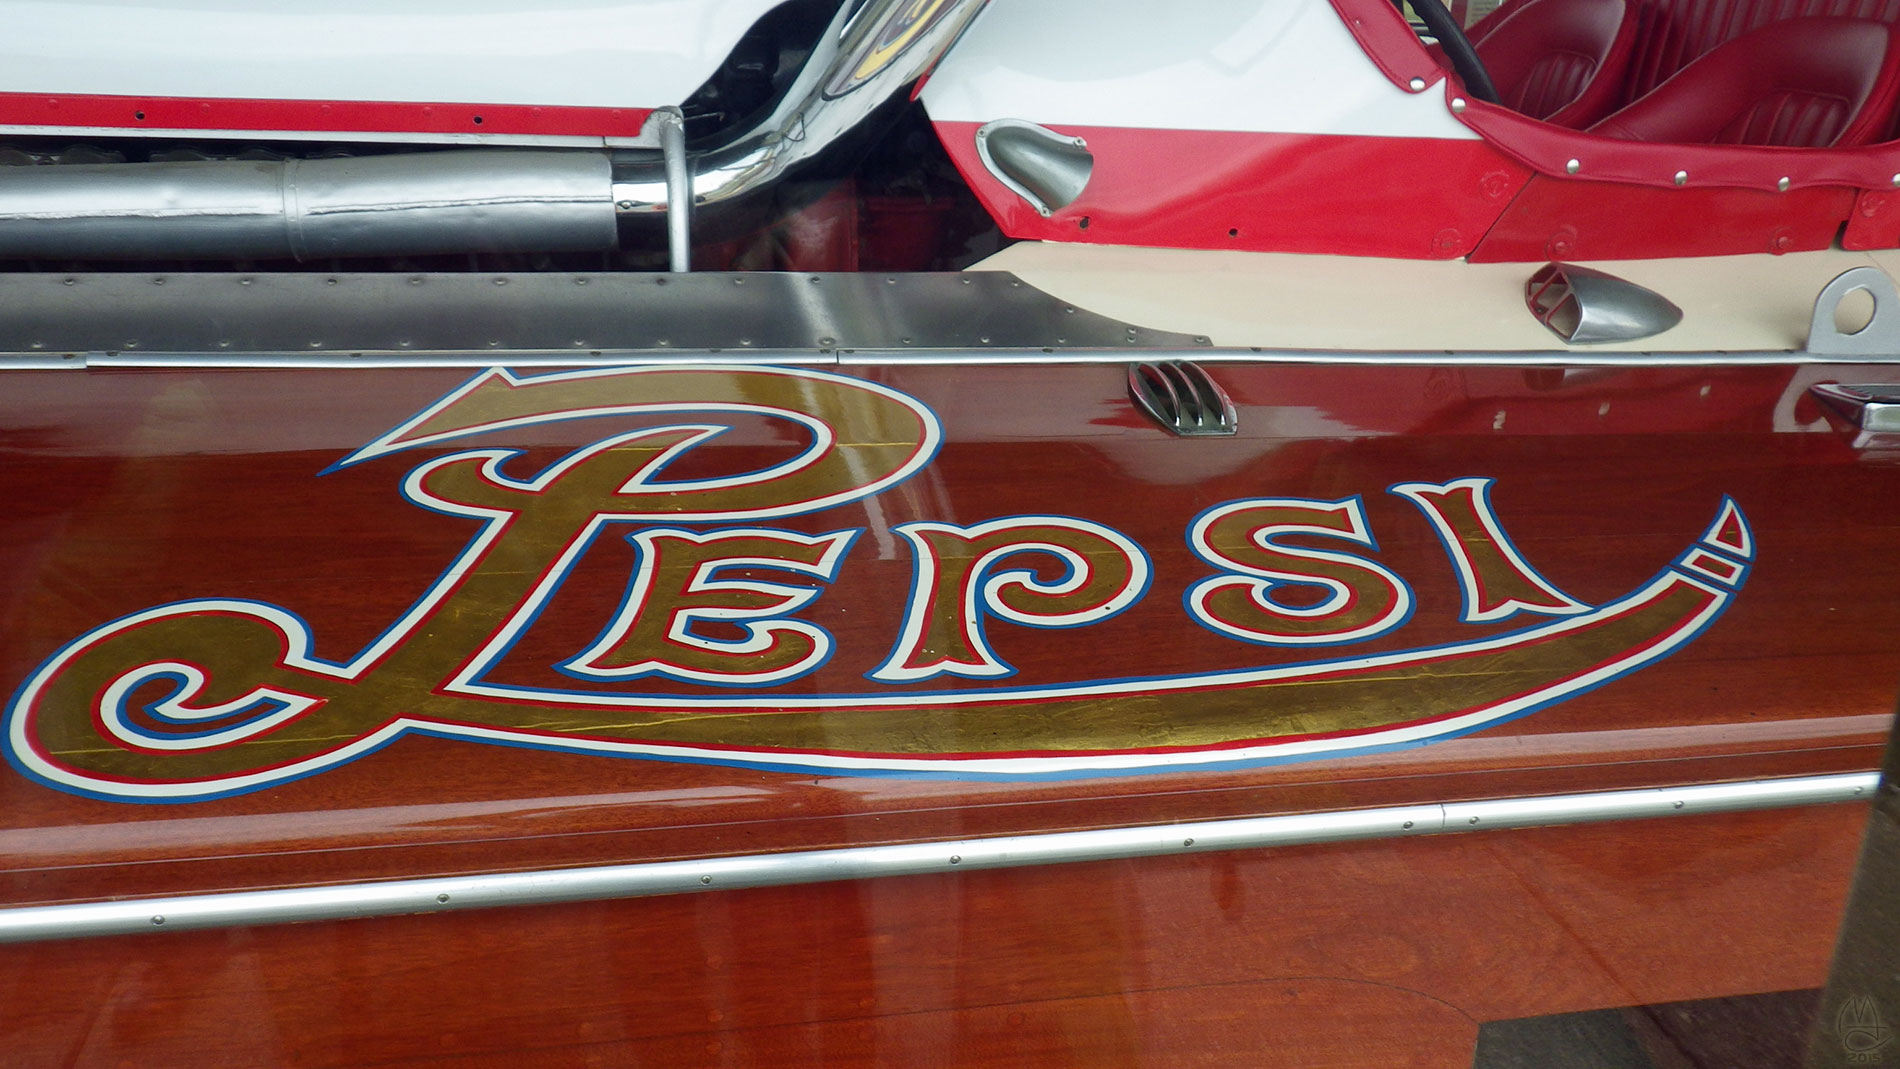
1183;495;1417;648
5;549;1741;803
866;515;1154;684
103;668;303;744
1387;476;1590;625
550;526;860;688
0;362;1754;803
410;560;1741;785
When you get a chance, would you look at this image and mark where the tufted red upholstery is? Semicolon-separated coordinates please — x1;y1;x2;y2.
1474;0;1637;126
1618;0;1900;105
1586;17;1900;146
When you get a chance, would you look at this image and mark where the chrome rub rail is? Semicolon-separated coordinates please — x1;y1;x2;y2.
0;773;1875;944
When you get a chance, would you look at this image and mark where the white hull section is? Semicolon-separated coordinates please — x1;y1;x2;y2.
922;0;1471;139
0;0;789;144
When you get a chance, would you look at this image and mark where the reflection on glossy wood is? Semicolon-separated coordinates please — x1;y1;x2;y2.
0;804;1864;1066
1476;989;1820;1069
8;364;1783;797
0;361;1894;1064
1;363;1896;897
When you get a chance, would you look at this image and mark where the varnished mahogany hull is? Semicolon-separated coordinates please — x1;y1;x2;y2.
1;357;1895;1064
0;804;1865;1066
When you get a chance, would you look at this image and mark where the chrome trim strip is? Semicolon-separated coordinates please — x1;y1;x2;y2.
11;348;1896;371
75;350;837;370
841;347;1890;366
0;772;1874;944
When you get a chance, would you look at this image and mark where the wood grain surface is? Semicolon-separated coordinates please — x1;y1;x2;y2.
3;363;1894;890
0;803;1866;1066
0;359;1894;1063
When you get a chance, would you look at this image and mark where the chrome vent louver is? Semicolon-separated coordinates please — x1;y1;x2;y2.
1128;360;1237;436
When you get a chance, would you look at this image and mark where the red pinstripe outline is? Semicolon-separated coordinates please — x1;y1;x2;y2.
0;91;652;138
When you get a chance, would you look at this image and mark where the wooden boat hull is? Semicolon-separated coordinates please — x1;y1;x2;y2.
1;286;1894;1063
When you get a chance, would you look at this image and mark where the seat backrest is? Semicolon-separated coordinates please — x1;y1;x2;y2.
1475;0;1636;127
1617;0;1900;106
1587;17;1900;147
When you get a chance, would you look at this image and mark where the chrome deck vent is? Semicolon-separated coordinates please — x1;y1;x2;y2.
1527;263;1682;344
975;119;1094;218
1128;360;1237;436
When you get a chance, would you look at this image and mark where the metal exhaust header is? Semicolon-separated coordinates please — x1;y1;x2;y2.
0;0;990;263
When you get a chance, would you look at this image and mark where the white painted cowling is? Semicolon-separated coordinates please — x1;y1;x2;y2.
0;0;791;146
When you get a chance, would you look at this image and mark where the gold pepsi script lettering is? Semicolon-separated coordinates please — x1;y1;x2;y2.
5;366;1756;802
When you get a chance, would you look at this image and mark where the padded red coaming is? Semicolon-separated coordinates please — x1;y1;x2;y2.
1588;18;1900;147
1474;0;1636;126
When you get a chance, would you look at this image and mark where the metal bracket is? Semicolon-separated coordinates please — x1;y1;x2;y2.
653;107;692;273
1128;360;1237;436
1808;266;1900;355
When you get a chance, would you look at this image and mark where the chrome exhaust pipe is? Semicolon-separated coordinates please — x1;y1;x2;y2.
0;0;989;263
0;151;616;261
611;0;991;231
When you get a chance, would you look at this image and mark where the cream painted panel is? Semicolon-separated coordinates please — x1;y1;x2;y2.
972;242;1875;352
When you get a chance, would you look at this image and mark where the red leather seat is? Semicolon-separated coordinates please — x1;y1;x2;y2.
1587;17;1900;147
1473;0;1636;128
